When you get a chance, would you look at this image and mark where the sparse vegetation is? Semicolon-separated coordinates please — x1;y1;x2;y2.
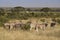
0;6;60;40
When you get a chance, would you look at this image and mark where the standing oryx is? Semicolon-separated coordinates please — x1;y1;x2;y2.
30;21;46;32
3;22;10;29
3;21;23;30
50;22;56;27
3;22;15;30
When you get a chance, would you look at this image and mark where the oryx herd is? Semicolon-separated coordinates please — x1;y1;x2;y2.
3;20;56;32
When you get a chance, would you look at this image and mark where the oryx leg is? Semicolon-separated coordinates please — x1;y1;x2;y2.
35;27;39;32
42;25;45;31
30;24;35;31
30;26;33;31
10;25;13;30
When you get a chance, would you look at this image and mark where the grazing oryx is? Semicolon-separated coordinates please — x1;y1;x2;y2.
30;21;46;32
4;22;15;30
14;21;22;29
50;22;56;27
3;21;24;30
44;22;48;27
4;23;10;29
35;23;46;32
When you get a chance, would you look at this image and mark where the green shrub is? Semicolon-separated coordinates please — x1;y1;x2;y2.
56;19;60;24
40;19;45;22
21;22;31;30
52;18;56;22
0;16;9;26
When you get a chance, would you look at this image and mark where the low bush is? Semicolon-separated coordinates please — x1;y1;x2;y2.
0;16;9;26
21;22;31;30
56;19;60;24
40;19;45;22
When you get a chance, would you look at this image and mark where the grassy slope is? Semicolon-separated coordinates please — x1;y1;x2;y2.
0;25;60;40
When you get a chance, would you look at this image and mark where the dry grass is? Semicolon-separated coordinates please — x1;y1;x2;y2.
0;17;60;40
0;25;60;40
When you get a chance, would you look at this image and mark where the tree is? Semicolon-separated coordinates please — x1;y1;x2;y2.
14;6;25;12
7;6;25;19
40;7;51;12
27;8;31;11
40;7;51;17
